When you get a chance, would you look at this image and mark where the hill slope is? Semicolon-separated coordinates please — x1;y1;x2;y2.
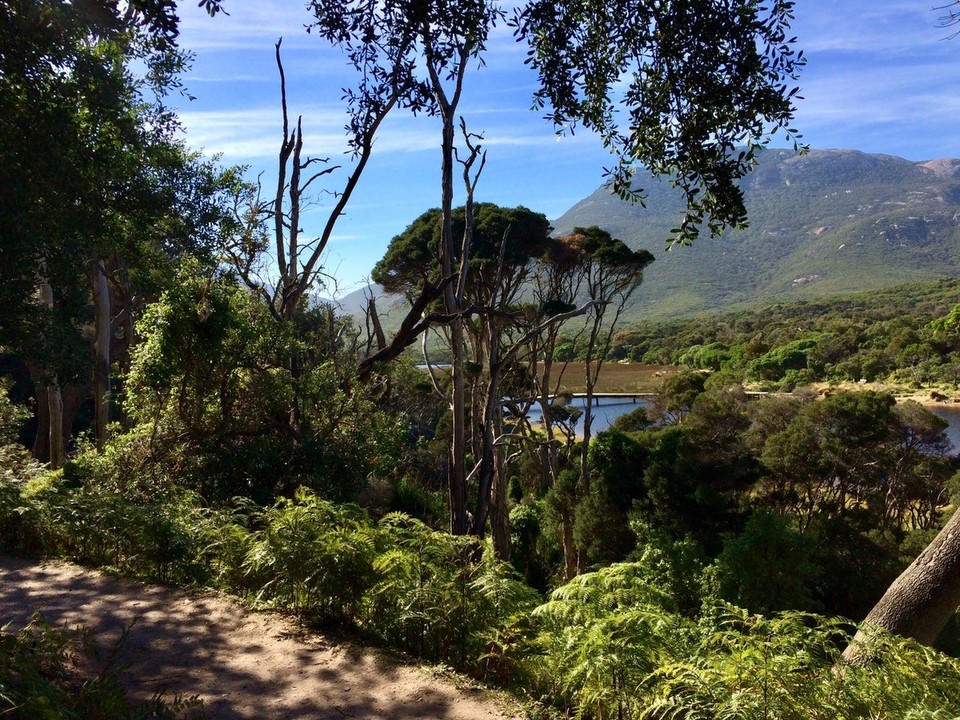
552;149;960;321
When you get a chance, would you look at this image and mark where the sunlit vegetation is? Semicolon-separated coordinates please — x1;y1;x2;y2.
3;1;960;718
4;361;960;717
587;278;960;392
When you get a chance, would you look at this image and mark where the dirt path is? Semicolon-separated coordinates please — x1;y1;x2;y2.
0;555;522;720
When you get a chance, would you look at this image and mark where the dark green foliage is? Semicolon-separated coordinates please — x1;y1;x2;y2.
514;0;803;245
587;431;648;514
756;391;951;532
706;510;820;614
126;269;407;503
509;502;552;590
805;514;904;621
372;204;552;300
0;380;28;447
635;426;745;555
609;405;653;432
628;521;706;615
0;0;235;389
650;370;706;424
750;336;820;380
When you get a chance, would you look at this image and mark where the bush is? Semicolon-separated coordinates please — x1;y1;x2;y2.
243;490;376;621
366;514;538;671
705;510;820;614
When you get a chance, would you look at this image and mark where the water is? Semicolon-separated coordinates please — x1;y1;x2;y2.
927;406;960;455
523;395;653;438
525;395;960;453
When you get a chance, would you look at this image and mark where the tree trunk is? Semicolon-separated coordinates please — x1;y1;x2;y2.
442;128;468;534
37;279;65;469
561;513;577;582
47;382;64;469
92;259;111;449
490;443;511;560
843;506;960;663
537;347;561;491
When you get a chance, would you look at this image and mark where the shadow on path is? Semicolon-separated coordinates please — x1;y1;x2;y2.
0;555;518;720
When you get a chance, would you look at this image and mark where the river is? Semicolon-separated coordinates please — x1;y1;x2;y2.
928;405;960;455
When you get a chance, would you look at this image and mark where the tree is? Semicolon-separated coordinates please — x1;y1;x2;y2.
569;228;654;488
0;0;236;464
224;36;411;326
512;0;804;244
374;203;564;554
211;0;804;541
843;507;960;663
305;0;504;535
527;227;653;576
842;325;960;656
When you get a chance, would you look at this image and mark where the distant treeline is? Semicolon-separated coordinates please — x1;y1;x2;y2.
560;278;960;391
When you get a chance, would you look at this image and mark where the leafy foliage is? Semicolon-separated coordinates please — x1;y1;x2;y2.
367;514;538;670
606;277;960;391
244;491;376;620
4;439;960;719
513;0;804;245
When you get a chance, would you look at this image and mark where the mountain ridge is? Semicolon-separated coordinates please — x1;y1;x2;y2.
339;148;960;325
552;148;960;321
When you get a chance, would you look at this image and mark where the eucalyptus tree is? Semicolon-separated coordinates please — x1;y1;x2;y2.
842;310;960;658
565;229;653;485
209;0;803;539
522;227;652;576
374;203;559;551
0;0;236;463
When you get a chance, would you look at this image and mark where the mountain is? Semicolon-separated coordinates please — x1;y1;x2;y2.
552;149;960;321
345;149;960;326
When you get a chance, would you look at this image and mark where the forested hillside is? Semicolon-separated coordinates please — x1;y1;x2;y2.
594;278;960;391
553;149;960;321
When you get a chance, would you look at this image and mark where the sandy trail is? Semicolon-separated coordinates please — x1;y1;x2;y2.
0;555;521;720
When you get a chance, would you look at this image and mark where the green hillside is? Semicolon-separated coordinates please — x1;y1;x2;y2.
552;149;960;321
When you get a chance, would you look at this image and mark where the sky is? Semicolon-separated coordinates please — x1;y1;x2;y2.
171;1;960;295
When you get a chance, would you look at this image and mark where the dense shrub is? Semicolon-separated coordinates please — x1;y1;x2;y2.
244;491;376;620
366;514;538;671
705;509;820;613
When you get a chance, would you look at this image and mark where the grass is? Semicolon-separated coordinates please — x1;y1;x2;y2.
544;363;678;394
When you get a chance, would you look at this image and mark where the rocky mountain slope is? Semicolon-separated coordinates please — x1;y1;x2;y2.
553;149;960;321
341;149;960;325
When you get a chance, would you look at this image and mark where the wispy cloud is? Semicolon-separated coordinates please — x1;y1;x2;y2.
793;0;945;54
170;0;960;288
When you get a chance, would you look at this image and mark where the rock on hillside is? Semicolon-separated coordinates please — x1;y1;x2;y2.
552;149;960;322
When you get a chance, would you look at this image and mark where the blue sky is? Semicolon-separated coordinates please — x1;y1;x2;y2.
173;1;960;294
